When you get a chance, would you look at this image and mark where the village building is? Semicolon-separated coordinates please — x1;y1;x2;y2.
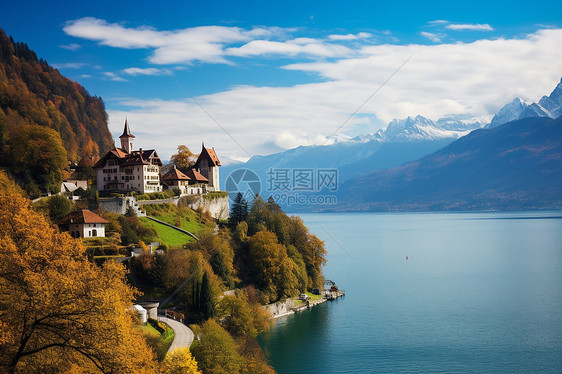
64;209;109;238
161;166;209;195
194;144;221;191
93;120;163;194
60;179;88;194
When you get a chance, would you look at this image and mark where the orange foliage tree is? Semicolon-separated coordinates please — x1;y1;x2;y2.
0;171;157;373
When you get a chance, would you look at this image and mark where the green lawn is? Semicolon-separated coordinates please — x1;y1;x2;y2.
139;217;195;248
142;203;211;235
293;291;324;307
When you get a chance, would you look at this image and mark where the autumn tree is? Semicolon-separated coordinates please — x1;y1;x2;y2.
6;124;67;195
160;348;201;374
47;193;72;223
171;145;198;171
244;195;327;290
190;319;243;374
248;230;301;303
215;291;271;338
0;171;157;373
187;229;235;287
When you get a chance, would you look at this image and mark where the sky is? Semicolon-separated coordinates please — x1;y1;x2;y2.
1;0;562;163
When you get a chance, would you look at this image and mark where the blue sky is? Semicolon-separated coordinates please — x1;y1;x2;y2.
1;0;561;163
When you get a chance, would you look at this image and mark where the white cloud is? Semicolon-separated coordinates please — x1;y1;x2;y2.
446;23;494;31
122;67;163;76
327;32;372;41
225;38;354;58
59;43;81;51
63;17;281;64
420;31;446;42
103;72;127;82
105;28;562;162
64;17;374;64
428;20;449;25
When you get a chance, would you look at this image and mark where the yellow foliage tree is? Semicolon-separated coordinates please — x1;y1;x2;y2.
0;171;157;373
248;231;301;303
170;145;198;171
160;348;202;374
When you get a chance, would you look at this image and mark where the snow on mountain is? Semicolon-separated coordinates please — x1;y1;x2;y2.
538;77;562;118
489;97;531;127
357;115;485;143
489;77;562;128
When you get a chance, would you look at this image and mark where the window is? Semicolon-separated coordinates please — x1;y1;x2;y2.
92;229;97;237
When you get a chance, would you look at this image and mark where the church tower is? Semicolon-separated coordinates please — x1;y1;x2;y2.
119;118;135;153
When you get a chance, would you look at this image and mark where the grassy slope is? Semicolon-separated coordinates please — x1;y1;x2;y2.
139;217;195;248
138;203;214;249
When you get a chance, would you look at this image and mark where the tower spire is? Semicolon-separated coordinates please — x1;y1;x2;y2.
119;118;135;153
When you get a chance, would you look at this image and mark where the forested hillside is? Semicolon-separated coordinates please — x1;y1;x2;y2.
0;28;113;195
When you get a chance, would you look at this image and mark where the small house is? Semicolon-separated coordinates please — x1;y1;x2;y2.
64;210;109;238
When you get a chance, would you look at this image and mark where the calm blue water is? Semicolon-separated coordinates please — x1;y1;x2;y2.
258;212;562;373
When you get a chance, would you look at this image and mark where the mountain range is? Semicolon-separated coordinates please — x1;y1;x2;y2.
223;78;562;212
221;114;486;193
334;115;562;211
489;78;562;127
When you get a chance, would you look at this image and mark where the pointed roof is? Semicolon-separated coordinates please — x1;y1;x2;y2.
120;118;135;138
64;210;109;224
195;144;221;167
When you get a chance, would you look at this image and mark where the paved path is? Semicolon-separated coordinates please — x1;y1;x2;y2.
159;316;195;353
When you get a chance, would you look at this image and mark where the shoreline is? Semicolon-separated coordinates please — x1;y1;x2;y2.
265;290;345;320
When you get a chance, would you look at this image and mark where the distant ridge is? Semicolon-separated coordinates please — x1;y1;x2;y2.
335;116;562;211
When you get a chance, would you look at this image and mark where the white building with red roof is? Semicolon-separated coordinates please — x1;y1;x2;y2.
94;120;163;194
161;165;209;195
64;209;109;238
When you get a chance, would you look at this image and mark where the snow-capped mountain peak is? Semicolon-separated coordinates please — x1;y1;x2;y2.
489;77;562;128
361;115;484;143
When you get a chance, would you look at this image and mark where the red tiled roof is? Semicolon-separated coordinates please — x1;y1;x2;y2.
64;210;109;224
195;145;221;167
77;156;98;167
185;169;209;182
94;148;163;169
205;148;221;166
161;168;190;181
121;154;149;166
111;147;128;158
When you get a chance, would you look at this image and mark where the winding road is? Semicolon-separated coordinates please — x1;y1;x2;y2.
159;316;195;353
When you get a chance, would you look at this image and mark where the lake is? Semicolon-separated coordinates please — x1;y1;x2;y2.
258;212;562;373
